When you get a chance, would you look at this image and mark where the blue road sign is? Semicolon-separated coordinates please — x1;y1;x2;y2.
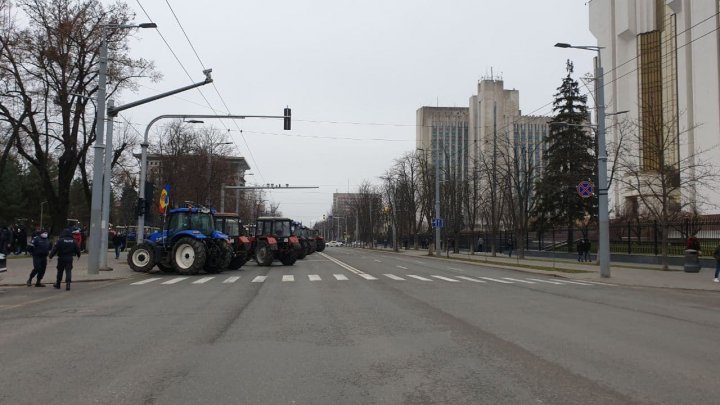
432;218;444;228
576;180;594;199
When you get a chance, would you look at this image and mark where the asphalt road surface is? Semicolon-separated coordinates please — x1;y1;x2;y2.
1;248;718;404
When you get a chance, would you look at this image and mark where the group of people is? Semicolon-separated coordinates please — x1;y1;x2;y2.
0;224;29;255
576;238;592;262
25;228;81;290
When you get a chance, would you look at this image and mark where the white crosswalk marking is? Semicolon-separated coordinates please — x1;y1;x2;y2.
384;274;405;280
359;274;378;280
308;274;321;281
528;278;565;285
282;275;294;282
478;277;514;284
192;277;215;284
407;275;432;281
130;278;162;285
449;267;463;271
455;276;486;283
161;277;188;285
374;259;382;263
431;275;460;282
333;274;349;281
553;279;593;286
502;277;536;284
396;265;408;270
223;276;240;284
251;276;267;283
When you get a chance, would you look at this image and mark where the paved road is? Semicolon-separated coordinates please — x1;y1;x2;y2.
1;248;718;404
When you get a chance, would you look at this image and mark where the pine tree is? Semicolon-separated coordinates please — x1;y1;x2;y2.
534;60;597;249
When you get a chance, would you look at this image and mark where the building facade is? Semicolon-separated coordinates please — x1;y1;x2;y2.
416;107;470;182
590;0;720;214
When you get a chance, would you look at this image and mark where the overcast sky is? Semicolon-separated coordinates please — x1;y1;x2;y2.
117;0;597;225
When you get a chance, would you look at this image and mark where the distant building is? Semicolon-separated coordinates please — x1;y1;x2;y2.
332;193;361;217
416;107;469;182
590;0;720;214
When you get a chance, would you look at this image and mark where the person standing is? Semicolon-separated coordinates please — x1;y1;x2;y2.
112;231;123;259
26;230;51;287
49;229;81;291
506;237;514;257
477;237;484;253
713;242;720;283
583;239;592;262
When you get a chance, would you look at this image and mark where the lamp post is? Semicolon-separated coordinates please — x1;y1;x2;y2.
555;42;610;278
87;22;157;274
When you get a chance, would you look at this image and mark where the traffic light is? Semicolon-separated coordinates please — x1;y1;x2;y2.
283;107;291;130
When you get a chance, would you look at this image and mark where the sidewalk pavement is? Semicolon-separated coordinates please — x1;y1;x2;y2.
0;250;134;287
366;246;720;292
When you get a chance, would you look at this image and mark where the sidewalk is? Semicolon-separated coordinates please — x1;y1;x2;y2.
0;250;135;287
368;247;720;292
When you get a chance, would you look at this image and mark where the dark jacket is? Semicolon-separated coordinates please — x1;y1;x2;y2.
49;230;81;260
30;236;51;257
714;245;720;262
112;233;123;247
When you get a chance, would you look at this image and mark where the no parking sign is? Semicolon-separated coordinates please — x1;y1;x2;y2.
576;180;594;198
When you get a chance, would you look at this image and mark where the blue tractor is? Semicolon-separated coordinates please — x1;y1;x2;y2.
127;205;233;275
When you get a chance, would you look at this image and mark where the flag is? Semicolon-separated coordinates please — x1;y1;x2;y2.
159;183;171;214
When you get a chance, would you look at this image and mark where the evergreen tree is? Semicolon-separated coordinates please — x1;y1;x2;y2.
534;60;597;249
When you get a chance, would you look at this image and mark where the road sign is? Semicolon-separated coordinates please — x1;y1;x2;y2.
432;218;444;228
576;180;595;198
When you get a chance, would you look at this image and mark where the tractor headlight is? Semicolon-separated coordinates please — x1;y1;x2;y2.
283;238;289;243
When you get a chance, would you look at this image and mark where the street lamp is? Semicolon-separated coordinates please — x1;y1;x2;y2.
555;42;611;278
87;21;156;274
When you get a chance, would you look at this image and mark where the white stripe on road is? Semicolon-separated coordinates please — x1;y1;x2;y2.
334;274;349;281
407;275;432;281
449;267;464;271
396;265;408;270
130;278;162;285
553;279;593;286
282;275;294;282
308;274;321;281
223;276;240;284
528;278;565;285
478;277;514;284
384;274;405;280
374;259;382;263
251;276;267;283
431;275;460;282
455;276;486;283
320;252;375;279
161;277;188;285
359;274;378;280
192;277;215;284
502;277;536;284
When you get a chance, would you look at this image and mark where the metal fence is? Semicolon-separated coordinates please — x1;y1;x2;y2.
407;217;720;257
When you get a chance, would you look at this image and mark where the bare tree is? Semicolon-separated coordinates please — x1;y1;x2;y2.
0;0;157;233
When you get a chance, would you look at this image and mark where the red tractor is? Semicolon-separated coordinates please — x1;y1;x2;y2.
251;217;302;266
214;213;252;270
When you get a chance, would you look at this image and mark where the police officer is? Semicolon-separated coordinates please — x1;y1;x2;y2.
49;228;81;291
26;229;51;287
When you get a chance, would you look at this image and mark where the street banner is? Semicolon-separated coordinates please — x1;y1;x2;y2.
159;183;171;214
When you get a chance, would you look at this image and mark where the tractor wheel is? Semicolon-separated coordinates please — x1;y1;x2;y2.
128;243;155;273
157;262;175;273
171;237;206;275
255;242;274;266
280;253;297;266
205;240;232;273
316;240;326;252
297;245;307;260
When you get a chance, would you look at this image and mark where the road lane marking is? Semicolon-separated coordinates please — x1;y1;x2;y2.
431;275;460;282
308;274;321;281
553;279;593;286
396;265;408;270
223;276;240;284
334;274;349;281
449;267;464;271
384;274;405;280
161;277;189;285
192;277;215;284
528;278;565;285
502;277;536;284
251;276;267;283
478;277;514;284
282;275;294;282
319;252;376;279
407;275;432;281
456;276;486;283
130;278;162;285
583;281;618;286
374;259;382;263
